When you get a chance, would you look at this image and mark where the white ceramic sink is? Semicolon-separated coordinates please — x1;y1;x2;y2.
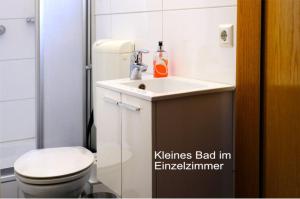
121;78;207;93
97;76;235;101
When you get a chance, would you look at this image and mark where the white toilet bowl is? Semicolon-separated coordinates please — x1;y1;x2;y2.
14;146;94;198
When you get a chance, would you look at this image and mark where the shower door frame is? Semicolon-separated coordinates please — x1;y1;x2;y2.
36;0;42;149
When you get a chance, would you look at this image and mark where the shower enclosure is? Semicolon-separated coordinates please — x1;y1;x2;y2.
0;0;39;175
0;0;91;195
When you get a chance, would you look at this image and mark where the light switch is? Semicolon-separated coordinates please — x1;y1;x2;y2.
219;24;234;47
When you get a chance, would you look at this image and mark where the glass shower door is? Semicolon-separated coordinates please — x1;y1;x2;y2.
0;0;38;171
0;0;38;197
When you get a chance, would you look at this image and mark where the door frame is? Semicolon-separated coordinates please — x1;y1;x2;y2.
235;0;262;197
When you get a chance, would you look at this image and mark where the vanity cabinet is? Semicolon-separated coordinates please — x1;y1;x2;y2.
96;85;234;198
153;92;234;198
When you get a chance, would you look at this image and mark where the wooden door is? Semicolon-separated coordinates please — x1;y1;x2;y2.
235;0;262;197
263;0;300;197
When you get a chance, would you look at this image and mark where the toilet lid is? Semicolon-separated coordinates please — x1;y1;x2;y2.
14;147;94;178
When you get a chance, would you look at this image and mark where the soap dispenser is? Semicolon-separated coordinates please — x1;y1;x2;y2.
153;41;168;78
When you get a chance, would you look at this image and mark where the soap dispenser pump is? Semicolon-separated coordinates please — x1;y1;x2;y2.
153;41;168;78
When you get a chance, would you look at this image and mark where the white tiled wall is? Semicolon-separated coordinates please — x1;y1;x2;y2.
0;99;36;143
94;0;111;14
0;19;36;60
163;0;236;10
93;0;236;85
0;0;35;19
111;12;162;69
0;138;36;169
0;0;37;169
0;59;36;101
110;0;162;13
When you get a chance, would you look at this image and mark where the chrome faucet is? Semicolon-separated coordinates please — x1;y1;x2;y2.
130;50;149;80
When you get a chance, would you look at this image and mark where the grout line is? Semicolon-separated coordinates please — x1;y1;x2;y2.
95;9;162;16
163;4;237;12
0;57;35;63
94;4;237;16
0;97;35;103
162;0;164;41
0;17;32;20
109;0;112;37
0;137;36;144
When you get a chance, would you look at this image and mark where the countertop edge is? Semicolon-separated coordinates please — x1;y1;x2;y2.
96;82;235;102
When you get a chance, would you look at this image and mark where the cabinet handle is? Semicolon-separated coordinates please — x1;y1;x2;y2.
119;102;141;112
103;96;141;111
103;96;119;105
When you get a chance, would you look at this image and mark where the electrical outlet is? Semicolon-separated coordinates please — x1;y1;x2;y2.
219;24;233;47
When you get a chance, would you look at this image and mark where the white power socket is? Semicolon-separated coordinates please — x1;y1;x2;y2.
219;24;234;47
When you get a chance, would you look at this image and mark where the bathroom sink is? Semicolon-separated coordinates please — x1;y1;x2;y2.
97;76;235;101
121;78;207;93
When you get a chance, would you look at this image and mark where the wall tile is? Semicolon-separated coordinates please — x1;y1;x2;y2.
163;0;237;10
163;7;236;84
0;0;35;19
0;59;36;101
111;12;162;73
0;99;36;143
0;19;35;60
0;138;36;169
111;0;162;13
95;0;111;15
93;2;236;82
95;15;112;40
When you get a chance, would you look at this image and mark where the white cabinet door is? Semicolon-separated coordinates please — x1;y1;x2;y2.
96;87;122;196
121;94;152;198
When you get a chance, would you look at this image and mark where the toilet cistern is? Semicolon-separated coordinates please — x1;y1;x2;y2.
130;50;149;80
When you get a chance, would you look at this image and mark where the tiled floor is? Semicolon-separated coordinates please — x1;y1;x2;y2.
0;180;117;198
1;180;23;198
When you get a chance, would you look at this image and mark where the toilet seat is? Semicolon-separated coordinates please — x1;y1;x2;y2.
15;166;91;185
14;146;94;180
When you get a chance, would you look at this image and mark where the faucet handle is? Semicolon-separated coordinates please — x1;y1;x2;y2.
136;49;149;54
132;49;149;65
130;49;149;80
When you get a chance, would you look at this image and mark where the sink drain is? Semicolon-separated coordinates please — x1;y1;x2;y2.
138;84;146;90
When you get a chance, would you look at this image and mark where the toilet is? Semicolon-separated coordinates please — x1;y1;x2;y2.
14;147;94;198
13;40;134;198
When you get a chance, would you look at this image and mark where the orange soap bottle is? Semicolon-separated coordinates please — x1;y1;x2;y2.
153;41;168;78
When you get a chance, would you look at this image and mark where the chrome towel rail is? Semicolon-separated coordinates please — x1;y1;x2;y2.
26;17;35;24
